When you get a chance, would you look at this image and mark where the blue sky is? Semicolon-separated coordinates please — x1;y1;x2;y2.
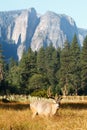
0;0;87;29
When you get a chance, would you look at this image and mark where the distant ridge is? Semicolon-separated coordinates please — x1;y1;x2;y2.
0;8;87;60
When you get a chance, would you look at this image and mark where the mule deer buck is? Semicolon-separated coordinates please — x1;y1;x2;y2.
30;95;62;118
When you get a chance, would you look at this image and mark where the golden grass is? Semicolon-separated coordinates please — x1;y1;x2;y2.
0;102;87;130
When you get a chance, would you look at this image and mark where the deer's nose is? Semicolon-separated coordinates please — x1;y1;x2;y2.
57;104;59;108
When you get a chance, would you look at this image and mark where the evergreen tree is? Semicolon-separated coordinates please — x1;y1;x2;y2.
37;47;46;74
9;57;17;69
81;36;87;95
70;34;81;95
7;65;20;93
45;44;59;88
59;40;71;95
19;48;37;93
55;48;61;94
0;44;4;81
0;44;6;94
28;74;48;94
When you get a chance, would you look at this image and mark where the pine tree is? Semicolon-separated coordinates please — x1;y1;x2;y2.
0;44;6;94
7;65;20;93
37;47;46;74
0;44;4;81
81;36;87;94
45;45;59;88
59;40;71;95
70;34;81;95
9;57;17;69
19;48;37;93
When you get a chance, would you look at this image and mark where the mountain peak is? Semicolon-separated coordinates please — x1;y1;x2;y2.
0;8;87;60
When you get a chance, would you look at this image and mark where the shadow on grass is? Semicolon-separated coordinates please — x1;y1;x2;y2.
61;102;87;110
0;102;30;110
0;102;87;111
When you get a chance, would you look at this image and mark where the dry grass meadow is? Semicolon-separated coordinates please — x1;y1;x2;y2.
0;96;87;130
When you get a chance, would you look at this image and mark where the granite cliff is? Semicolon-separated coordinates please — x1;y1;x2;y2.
0;8;87;60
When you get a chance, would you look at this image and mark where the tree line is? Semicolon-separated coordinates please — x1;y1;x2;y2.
0;34;87;96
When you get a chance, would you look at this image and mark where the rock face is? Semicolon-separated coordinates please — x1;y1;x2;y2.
0;8;39;60
31;12;79;51
0;8;87;60
78;28;87;46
